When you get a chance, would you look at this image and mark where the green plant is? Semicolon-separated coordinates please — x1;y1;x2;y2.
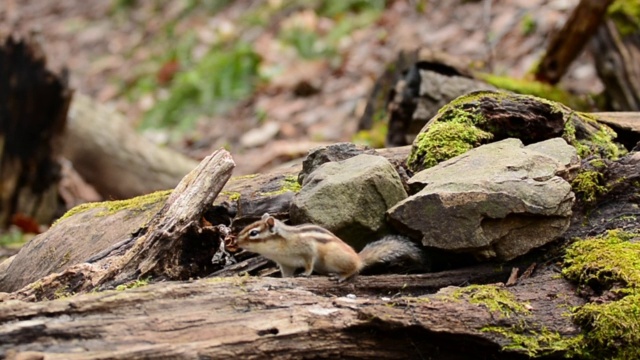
141;43;261;131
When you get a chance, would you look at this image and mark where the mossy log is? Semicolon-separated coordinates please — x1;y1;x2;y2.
0;270;584;359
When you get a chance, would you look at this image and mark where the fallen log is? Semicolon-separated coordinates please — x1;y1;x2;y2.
0;270;583;359
64;93;200;199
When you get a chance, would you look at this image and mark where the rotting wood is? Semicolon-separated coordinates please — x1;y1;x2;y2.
0;271;583;360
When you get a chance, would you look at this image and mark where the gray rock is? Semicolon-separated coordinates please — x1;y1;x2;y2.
297;142;376;184
388;138;575;261
291;154;408;250
525;138;579;181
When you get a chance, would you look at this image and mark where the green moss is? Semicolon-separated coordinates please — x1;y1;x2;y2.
562;230;640;359
571;170;608;203
478;74;585;109
570;113;625;160
482;326;585;358
259;175;302;196
563;230;640;294
115;277;151;291
588;158;607;169
608;0;640;36
407;121;493;170
452;284;530;318
54;190;172;226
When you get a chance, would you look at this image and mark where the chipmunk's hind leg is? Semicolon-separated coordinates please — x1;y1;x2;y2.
278;264;296;278
301;257;315;277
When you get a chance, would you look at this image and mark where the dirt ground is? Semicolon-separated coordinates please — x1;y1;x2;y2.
1;0;602;174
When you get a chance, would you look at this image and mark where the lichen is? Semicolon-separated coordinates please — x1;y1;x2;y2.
561;229;640;359
220;191;241;201
115;277;151;291
571;170;608;203
452;284;530;318
259;175;302;196
54;189;172;226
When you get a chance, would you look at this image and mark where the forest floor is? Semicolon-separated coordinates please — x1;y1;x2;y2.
0;0;603;175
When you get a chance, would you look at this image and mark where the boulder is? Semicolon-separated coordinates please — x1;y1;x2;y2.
297;142;376;184
388;138;576;261
291;154;407;250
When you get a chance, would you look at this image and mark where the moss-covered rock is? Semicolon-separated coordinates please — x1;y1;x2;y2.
406;91;625;173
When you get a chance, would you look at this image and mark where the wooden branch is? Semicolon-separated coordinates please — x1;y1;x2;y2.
535;0;614;84
0;271;583;359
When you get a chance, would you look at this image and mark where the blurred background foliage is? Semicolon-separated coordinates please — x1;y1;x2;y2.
112;0;388;137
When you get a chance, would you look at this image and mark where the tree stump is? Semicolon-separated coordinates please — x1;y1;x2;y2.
0;34;72;228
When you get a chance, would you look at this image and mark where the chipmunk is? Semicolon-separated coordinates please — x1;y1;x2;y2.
236;213;427;282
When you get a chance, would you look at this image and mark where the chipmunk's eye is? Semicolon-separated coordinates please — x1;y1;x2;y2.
249;229;260;238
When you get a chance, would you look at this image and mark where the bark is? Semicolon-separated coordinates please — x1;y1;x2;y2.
535;0;614;84
0;34;71;228
0;270;583;360
591;20;640;111
64;93;200;199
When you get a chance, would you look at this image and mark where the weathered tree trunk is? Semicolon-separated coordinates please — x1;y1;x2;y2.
535;0;614;84
591;19;640;111
0;34;72;228
64;93;200;199
0;270;583;360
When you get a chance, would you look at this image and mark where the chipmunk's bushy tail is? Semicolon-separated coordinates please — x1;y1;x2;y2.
358;235;429;275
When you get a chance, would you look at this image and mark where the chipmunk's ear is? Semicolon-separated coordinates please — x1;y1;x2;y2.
265;216;276;233
261;213;271;221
